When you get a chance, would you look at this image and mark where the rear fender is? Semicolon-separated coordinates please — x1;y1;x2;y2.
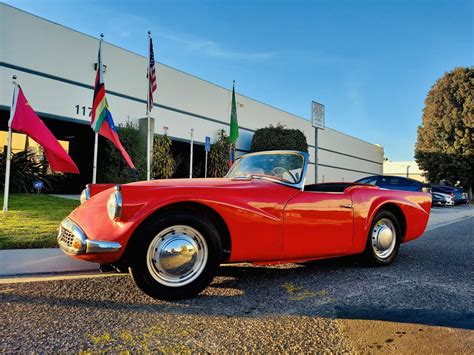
352;192;430;253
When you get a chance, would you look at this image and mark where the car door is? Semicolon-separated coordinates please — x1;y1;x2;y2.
282;190;353;259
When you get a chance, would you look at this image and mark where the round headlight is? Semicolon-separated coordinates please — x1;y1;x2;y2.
80;185;91;204
107;186;122;221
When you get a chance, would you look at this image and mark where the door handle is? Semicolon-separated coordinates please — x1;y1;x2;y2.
340;204;353;209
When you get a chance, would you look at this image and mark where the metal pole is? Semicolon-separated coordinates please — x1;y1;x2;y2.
189;129;194;178
205;151;208;178
3;128;13;212
406;165;410;178
146;112;151;180
314;127;318;183
146;31;152;181
3;76;17;212
92;34;103;184
92;132;98;183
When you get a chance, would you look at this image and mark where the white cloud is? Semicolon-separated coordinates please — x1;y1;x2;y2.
157;31;276;61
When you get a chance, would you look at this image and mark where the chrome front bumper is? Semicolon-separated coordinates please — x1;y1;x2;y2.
58;218;122;255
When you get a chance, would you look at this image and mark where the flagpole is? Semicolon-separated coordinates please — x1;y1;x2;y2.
92;132;98;183
92;33;103;184
3;75;17;212
189;128;194;178
146;31;152;181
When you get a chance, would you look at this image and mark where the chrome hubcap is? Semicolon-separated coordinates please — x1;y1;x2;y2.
371;218;396;259
146;225;208;287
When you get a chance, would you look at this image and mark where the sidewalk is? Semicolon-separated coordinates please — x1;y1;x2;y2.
426;204;474;231
0;248;98;277
50;194;80;200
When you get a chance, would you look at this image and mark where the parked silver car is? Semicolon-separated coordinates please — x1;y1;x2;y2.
433;192;455;206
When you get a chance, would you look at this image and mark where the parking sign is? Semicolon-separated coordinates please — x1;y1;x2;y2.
312;101;325;129
205;136;211;152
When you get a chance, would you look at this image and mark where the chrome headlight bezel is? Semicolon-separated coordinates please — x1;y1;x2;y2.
80;184;91;204
107;185;122;221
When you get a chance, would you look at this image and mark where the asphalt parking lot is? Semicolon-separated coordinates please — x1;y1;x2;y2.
1;207;473;352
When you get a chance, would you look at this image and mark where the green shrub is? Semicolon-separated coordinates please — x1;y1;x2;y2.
98;121;146;183
0;150;52;193
250;124;308;152
208;129;230;177
152;133;176;179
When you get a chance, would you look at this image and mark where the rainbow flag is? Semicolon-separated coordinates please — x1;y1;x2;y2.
91;40;135;170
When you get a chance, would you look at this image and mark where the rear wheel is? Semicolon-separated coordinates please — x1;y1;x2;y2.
129;210;222;300
363;210;401;265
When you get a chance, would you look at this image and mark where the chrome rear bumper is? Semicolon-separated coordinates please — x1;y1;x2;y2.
58;218;122;255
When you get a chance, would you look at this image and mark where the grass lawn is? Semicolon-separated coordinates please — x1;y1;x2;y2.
0;194;79;249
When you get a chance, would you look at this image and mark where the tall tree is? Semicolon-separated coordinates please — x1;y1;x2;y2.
415;67;473;192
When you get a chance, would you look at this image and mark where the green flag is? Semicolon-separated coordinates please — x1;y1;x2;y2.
229;82;239;144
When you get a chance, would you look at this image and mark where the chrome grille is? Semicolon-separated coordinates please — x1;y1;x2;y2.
58;226;75;248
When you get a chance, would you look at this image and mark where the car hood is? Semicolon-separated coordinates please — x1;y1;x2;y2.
124;177;253;189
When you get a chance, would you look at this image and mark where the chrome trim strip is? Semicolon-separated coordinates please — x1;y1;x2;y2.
86;240;122;253
340;204;353;209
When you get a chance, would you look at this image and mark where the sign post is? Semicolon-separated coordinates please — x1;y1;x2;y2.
204;136;211;178
311;101;325;183
33;180;44;194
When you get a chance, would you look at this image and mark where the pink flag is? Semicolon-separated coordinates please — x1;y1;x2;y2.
9;85;80;174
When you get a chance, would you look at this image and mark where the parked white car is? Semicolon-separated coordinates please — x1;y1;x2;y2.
434;192;455;206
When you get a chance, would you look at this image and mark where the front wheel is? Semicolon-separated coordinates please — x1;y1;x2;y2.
362;210;401;265
129;211;222;300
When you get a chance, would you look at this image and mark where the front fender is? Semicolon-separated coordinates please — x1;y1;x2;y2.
68;182;298;263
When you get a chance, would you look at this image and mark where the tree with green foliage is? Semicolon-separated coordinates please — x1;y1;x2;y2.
415;67;473;192
98;120;146;183
152;133;176;179
250;123;308;152
208;129;230;177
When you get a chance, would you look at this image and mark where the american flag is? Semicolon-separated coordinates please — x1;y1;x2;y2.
147;34;157;112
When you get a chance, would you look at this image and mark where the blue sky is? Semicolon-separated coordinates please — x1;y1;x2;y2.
5;0;473;160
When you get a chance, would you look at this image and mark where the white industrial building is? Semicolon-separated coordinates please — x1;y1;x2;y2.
383;160;426;182
0;3;383;190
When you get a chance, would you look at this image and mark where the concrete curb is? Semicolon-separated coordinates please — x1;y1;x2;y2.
0;248;98;277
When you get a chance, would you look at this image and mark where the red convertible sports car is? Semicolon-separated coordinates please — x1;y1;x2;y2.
58;150;431;300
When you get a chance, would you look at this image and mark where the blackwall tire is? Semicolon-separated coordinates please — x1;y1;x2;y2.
129;210;222;300
363;210;401;266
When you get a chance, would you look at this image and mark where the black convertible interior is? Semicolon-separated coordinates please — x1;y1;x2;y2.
303;182;364;192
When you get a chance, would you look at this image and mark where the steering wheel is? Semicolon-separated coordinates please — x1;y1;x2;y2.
271;167;297;183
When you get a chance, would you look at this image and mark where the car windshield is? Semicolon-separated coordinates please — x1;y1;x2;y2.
226;152;305;184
